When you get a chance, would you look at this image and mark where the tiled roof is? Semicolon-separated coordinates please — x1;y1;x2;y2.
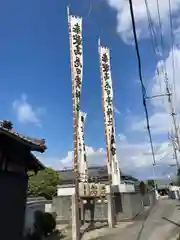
0;121;46;152
57;166;138;183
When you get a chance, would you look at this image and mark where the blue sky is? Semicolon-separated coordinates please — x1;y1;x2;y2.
1;0;180;179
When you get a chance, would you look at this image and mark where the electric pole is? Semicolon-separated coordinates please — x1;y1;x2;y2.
169;131;180;170
164;74;180;170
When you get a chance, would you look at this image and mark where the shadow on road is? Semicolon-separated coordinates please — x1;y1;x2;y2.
162;217;180;228
44;230;66;240
80;223;108;238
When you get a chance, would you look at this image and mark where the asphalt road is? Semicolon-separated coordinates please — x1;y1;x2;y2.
97;198;180;240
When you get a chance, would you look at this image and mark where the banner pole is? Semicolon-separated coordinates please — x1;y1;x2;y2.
67;6;80;240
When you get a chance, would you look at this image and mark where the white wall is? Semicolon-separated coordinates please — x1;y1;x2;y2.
57;183;135;196
57;187;75;196
120;183;135;192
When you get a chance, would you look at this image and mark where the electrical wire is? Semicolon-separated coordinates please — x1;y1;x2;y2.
144;0;165;100
145;0;180;165
147;1;169;113
128;0;156;166
156;0;167;73
144;0;161;74
144;0;168;104
156;0;175;115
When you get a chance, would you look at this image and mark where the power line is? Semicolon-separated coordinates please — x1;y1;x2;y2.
144;0;166;97
156;0;177;118
145;0;180;167
144;0;168;96
144;0;161;73
128;0;156;167
156;0;167;73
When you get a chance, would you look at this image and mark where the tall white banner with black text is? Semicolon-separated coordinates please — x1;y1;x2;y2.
68;14;83;117
99;43;121;186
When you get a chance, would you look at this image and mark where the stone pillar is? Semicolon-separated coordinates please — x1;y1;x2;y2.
107;192;115;228
72;194;80;240
80;199;85;225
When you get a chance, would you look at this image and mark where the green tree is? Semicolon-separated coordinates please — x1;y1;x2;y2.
28;168;60;200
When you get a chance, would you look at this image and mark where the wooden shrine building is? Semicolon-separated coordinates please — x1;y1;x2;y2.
0;120;46;240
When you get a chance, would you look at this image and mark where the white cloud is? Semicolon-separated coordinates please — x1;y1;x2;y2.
131;112;171;134
119;44;180;179
105;0;180;44
104;0;180;136
12;93;45;126
151;48;180;112
130;47;180;136
57;135;176;178
60;146;106;169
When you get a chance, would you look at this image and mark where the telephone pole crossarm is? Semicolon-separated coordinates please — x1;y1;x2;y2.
146;93;172;99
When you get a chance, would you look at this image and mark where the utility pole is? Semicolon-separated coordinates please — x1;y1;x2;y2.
163;72;180;171
165;75;180;150
146;83;180;173
169;131;180;170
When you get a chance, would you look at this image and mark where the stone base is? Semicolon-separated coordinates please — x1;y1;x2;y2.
72;194;80;240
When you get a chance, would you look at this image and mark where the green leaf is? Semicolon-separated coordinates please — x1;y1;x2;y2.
28;168;61;200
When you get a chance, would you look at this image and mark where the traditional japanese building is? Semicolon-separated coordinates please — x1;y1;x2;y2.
57;166;138;196
57;166;138;184
0;120;46;240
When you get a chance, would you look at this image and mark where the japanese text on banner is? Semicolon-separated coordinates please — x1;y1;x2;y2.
100;47;116;159
69;16;83;116
78;111;88;182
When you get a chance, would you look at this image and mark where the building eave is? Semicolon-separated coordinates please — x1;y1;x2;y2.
0;127;46;153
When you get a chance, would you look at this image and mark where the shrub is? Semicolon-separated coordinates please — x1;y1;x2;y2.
33;211;44;235
42;212;56;236
33;211;56;236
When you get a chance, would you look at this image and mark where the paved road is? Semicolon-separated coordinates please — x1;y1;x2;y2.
97;198;180;240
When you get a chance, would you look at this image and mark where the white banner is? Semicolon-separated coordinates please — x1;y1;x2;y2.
78;111;88;182
68;14;83;116
99;44;121;186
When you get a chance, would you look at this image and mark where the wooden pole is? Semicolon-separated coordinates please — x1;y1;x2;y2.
67;6;80;240
98;38;111;181
98;38;115;228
